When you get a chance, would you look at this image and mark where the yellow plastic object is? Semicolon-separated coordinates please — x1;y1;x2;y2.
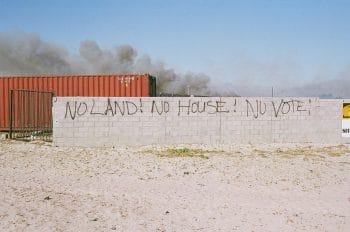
343;104;350;118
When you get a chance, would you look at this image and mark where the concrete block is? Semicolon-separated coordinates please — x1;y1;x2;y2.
52;97;349;147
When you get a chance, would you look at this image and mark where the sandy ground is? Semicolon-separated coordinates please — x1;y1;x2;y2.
0;140;350;232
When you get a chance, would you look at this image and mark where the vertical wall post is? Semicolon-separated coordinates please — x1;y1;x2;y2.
50;93;54;133
9;90;13;139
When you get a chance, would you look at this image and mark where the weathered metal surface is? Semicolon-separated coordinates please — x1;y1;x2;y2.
0;74;156;130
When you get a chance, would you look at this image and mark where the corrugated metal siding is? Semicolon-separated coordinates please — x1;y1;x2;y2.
0;74;156;130
9;90;53;132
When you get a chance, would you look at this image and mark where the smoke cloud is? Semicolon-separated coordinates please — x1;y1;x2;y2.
0;31;349;98
0;32;228;96
286;67;350;98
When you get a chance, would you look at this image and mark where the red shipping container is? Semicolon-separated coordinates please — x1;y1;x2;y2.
0;74;156;130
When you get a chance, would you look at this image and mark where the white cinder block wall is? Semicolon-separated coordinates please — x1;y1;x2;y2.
53;97;349;147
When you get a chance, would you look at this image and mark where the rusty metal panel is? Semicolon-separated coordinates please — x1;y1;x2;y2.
2;79;12;131
9;90;53;141
0;74;156;130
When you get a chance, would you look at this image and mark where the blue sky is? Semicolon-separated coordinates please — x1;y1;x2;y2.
1;0;350;92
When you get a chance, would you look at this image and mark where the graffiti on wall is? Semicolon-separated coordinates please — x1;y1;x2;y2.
63;97;314;120
246;99;311;118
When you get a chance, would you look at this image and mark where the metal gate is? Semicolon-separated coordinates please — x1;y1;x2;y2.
9;90;54;141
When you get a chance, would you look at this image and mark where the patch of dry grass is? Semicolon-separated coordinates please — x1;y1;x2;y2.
143;148;212;159
253;149;269;158
161;148;210;159
142;144;350;160
276;145;350;158
253;144;350;159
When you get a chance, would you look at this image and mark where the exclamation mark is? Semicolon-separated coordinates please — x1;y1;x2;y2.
233;98;237;113
139;98;143;113
308;98;311;116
